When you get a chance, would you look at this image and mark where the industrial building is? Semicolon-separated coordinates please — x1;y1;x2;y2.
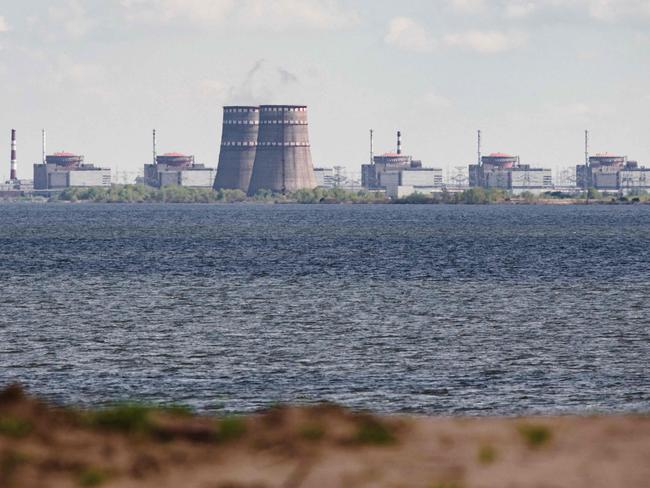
576;153;650;193
143;131;215;188
214;106;259;192
33;152;110;190
361;130;443;197
469;153;552;194
381;168;444;198
468;132;552;194
314;167;335;188
144;152;215;188
246;105;316;195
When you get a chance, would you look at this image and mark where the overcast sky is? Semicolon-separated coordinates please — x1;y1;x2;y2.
0;0;649;180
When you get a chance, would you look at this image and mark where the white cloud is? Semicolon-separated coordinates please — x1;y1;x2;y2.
424;91;453;108
121;0;234;25
384;17;436;53
504;1;537;18
0;16;9;33
120;0;358;30
583;0;650;21
448;0;487;14
48;0;94;38
238;0;359;30
447;0;650;23
444;30;527;53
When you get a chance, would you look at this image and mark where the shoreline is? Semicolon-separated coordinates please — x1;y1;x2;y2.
1;385;649;487
4;185;650;205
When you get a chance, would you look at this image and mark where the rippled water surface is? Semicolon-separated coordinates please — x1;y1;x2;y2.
1;203;649;414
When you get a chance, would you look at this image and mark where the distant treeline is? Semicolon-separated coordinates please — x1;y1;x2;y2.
49;185;650;204
52;185;388;204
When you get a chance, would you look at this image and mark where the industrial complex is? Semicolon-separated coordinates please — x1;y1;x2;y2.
2;113;649;200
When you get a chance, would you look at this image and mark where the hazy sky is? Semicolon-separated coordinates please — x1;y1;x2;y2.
0;0;649;180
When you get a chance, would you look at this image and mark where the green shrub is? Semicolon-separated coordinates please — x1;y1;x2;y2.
78;467;108;487
477;444;497;464
90;404;152;433
518;423;552;448
217;417;246;441
0;417;32;438
300;424;325;441
354;419;395;445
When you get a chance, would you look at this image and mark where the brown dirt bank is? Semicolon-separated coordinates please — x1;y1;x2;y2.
1;384;648;488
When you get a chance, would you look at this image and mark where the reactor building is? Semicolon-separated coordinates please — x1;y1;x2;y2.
469;153;552;194
576;154;650;193
144;152;216;188
143;130;216;188
362;131;443;197
214;105;316;195
468;132;552;194
34;151;111;190
213;106;259;192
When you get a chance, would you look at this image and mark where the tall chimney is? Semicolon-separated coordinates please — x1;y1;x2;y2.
397;130;402;155
42;129;47;164
10;129;17;181
477;129;482;166
584;130;589;167
153;129;157;165
369;129;374;164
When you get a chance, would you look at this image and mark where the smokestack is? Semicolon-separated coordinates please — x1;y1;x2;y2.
369;129;374;165
397;130;402;155
42;129;47;164
153;129;157;165
10;129;17;181
477;129;482;166
585;130;589;167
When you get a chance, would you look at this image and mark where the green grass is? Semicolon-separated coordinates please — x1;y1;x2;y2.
518;423;552;448
477;444;497;464
90;404;153;433
354;419;395;445
217;417;246;441
300;424;325;441
0;417;32;438
78;467;108;487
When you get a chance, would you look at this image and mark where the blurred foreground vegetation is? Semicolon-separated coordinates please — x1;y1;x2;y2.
48;185;650;204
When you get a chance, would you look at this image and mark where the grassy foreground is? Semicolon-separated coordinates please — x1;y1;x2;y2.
1;385;649;487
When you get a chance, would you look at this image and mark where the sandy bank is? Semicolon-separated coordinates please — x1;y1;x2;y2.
1;385;648;488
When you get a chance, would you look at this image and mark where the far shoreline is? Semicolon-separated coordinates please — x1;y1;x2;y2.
2;185;649;206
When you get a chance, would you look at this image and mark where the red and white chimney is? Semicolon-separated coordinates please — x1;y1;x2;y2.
397;130;402;155
10;129;17;181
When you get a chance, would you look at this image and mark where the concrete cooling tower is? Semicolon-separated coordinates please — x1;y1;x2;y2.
214;106;260;192
247;105;316;195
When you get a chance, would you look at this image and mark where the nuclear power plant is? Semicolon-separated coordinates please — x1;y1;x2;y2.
213;106;259;192
214;105;316;195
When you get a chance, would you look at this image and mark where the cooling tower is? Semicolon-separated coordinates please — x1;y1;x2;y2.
247;105;316;195
214;106;260;192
